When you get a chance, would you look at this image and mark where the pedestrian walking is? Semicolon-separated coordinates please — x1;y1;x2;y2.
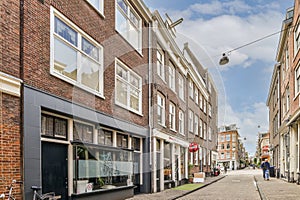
224;165;227;174
260;159;270;180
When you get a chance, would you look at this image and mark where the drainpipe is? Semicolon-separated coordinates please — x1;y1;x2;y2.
148;20;153;193
20;0;25;199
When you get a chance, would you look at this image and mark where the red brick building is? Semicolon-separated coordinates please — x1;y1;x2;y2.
0;0;22;199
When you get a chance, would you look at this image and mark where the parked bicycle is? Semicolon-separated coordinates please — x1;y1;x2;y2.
0;179;22;200
31;186;61;200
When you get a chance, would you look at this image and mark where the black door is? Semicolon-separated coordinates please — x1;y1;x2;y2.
42;142;68;200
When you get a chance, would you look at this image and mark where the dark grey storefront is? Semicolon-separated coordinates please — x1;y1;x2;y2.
23;86;151;200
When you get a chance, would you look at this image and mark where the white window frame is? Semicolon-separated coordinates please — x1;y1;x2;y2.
208;127;212;140
157;93;166;126
295;22;300;53
115;0;142;53
178;73;184;100
50;7;104;98
208;104;212;117
86;0;104;16
194;115;199;135
188;110;194;132
195;87;199;104
226;134;230;141
199;119;203;138
199;94;203;109
194;150;199;165
203;99;207;114
179;110;185;135
157;46;165;81
169;102;176;131
189;79;194;99
295;64;300;96
168;63;176;91
203;122;206;140
115;59;142;114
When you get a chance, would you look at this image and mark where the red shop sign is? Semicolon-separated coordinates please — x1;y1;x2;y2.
189;142;199;152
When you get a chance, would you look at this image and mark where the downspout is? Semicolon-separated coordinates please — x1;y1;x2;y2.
277;63;281;178
20;0;25;199
148;20;153;193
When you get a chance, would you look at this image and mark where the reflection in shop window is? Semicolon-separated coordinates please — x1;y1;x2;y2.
98;129;112;146
73;145;133;194
164;142;171;181
73;122;93;143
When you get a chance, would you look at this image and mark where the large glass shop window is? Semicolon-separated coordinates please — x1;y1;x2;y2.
164;142;171;181
73;145;133;194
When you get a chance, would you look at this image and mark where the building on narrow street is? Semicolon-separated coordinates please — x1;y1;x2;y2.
217;124;240;170
267;0;300;183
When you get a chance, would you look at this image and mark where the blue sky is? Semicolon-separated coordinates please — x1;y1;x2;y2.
144;0;294;156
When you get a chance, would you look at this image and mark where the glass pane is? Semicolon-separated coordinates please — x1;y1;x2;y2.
130;88;139;111
54;38;77;81
82;37;99;61
116;79;128;106
88;0;100;11
81;55;100;91
55;17;77;46
116;65;128;80
117;0;127;13
130;73;139;88
129;10;139;27
41;115;54;136
116;6;127;35
54;118;67;138
128;23;139;49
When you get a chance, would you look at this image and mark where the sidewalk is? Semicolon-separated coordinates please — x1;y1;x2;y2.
254;175;300;200
126;175;225;200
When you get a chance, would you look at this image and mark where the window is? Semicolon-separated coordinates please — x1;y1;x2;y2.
190;152;193;165
189;79;193;99
199;119;203;138
295;22;300;52
194;150;199;165
188;110;194;132
203;123;207;140
227;143;230;149
221;144;224;149
178;73;184;100
208;127;212;140
98;129;112;146
179;110;184;135
199;94;203;109
50;8;103;96
232;151;235;159
220;135;225;142
41;114;67;139
115;59;142;114
168;63;175;91
116;0;142;51
169;102;176;131
226;152;230;159
226;134;230;141
164;142;172;180
221;152;224;159
208;104;212;117
132;137;141;151
73;121;93;143
232;134;236;142
295;66;300;95
203;99;207;114
73;145;133;193
157;93;165;126
117;133;129;148
194;115;199;135
195;88;199;104
157;47;165;81
87;0;104;15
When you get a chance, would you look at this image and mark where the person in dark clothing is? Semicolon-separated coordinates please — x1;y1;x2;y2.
261;159;270;180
